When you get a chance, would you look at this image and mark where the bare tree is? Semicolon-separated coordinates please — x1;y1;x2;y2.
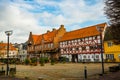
104;0;120;44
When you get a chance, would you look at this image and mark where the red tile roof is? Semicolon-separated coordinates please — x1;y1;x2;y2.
60;23;107;41
32;29;58;45
0;43;17;51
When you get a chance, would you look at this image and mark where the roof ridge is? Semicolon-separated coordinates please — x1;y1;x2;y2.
67;22;106;33
60;22;107;41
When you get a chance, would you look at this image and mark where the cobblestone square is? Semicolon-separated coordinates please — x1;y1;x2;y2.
0;63;116;80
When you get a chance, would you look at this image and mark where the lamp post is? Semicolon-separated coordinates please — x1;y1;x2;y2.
5;30;13;76
96;26;104;75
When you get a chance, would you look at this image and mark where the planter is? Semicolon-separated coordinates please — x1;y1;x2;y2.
10;67;16;74
0;70;5;76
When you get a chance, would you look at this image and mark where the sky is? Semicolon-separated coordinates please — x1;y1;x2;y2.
0;0;108;43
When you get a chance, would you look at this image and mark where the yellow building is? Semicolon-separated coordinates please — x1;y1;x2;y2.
104;27;120;62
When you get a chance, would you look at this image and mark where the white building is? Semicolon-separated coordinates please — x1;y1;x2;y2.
16;43;27;62
59;23;107;62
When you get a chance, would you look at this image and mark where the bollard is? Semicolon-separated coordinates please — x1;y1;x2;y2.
84;66;87;80
1;66;4;71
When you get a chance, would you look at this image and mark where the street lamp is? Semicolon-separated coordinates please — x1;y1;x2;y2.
5;30;13;76
96;26;104;75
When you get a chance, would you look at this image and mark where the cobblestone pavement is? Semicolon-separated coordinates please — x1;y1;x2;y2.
0;76;27;80
0;63;119;80
87;71;120;80
0;71;120;80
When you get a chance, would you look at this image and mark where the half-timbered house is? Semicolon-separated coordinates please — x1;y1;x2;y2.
59;23;107;62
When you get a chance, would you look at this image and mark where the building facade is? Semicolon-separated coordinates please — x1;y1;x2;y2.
59;23;107;62
0;42;18;59
104;40;120;62
14;43;27;62
27;25;66;59
104;27;120;62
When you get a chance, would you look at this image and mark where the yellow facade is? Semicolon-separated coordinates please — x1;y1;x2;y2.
104;40;120;62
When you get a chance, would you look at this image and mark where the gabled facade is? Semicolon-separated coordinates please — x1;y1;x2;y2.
27;25;66;59
0;42;18;58
59;23;107;62
104;41;120;62
14;43;27;62
104;27;120;62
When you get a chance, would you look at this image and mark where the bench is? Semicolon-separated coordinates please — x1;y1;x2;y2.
109;66;119;72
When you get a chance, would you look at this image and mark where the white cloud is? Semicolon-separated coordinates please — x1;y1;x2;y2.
35;0;106;26
0;1;49;43
0;0;107;43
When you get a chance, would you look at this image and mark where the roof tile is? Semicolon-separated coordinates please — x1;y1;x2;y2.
60;23;107;41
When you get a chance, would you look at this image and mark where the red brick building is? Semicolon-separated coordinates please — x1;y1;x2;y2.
27;25;66;59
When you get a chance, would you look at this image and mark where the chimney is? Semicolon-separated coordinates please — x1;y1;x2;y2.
52;28;56;31
60;24;64;28
47;30;50;33
30;32;32;35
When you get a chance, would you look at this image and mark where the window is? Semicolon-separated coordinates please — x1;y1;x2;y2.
98;39;100;43
95;36;97;39
82;47;86;50
70;48;72;51
40;45;42;49
85;37;88;40
96;55;99;59
107;41;113;47
97;45;101;49
79;47;81;50
89;37;92;40
64;48;66;51
78;39;80;42
60;45;62;48
48;44;50;48
61;49;63;51
51;43;53;48
106;54;114;60
66;48;68;51
75;40;77;42
83;55;86;59
76;47;79;51
72;48;75;50
97;35;100;38
88;55;90;59
86;46;89;49
44;44;47;48
90;46;93;50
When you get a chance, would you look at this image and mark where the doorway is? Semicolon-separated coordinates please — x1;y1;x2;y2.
72;54;78;62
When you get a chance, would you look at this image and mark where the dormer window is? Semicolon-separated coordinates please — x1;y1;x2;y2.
107;41;113;47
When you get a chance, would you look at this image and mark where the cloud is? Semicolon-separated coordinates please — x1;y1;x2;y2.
35;0;106;27
0;0;107;43
0;0;49;43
